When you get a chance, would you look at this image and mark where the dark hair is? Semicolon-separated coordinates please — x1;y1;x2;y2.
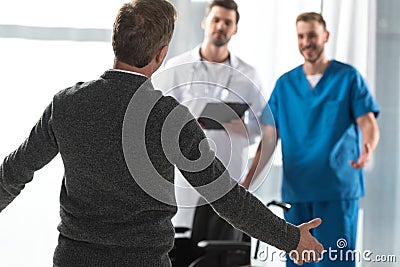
112;0;177;68
296;12;326;30
206;0;240;24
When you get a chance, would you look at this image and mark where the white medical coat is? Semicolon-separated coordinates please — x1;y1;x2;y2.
153;45;265;229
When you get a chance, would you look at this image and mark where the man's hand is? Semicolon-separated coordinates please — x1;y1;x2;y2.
350;143;371;169
197;121;206;129
290;218;324;265
223;118;247;136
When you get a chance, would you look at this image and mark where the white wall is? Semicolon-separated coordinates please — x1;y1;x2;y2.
0;1;124;266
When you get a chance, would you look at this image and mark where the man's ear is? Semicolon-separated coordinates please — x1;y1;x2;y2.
156;45;169;64
324;30;330;43
233;24;238;35
201;17;206;30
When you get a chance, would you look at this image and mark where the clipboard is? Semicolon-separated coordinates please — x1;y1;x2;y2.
197;102;250;130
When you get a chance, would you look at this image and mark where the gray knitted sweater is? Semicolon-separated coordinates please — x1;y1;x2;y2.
0;70;299;266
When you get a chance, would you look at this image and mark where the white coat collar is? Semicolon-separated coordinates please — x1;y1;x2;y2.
190;44;240;68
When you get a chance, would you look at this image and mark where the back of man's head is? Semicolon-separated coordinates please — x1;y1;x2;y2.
206;0;240;24
112;0;177;68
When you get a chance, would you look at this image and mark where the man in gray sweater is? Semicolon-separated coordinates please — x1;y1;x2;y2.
0;0;323;266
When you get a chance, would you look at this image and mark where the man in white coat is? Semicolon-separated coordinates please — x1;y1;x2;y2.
154;0;265;231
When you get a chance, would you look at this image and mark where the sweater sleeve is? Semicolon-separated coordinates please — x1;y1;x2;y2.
0;102;59;212
176;106;300;253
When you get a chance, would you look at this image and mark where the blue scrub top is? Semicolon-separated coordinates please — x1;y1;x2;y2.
261;60;380;202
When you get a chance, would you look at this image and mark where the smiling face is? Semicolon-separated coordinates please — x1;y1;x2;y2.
202;5;238;47
296;20;329;64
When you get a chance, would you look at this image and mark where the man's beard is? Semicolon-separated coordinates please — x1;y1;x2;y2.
210;33;230;47
301;46;324;63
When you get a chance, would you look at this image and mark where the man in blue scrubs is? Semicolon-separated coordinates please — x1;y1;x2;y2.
241;12;380;266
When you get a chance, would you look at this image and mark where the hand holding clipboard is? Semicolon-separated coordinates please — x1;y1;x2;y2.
197;102;250;130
